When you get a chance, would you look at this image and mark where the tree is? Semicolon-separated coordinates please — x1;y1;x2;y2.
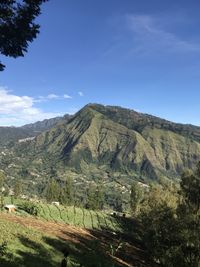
60;177;73;205
140;163;200;267
176;166;200;266
86;185;97;210
0;0;48;70
140;183;178;214
180;165;200;212
0;171;5;191
13;180;23;198
95;186;105;210
141;204;180;266
45;180;60;202
0;171;5;211
106;189;123;212
130;181;143;215
86;185;104;210
18;167;29;178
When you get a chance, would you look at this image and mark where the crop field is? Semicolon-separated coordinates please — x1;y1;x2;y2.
2;197;128;232
37;203;121;230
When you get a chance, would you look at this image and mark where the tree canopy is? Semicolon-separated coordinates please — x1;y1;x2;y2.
0;0;48;70
139;163;200;267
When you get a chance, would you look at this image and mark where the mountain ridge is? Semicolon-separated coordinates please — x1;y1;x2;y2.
1;103;200;196
0;115;71;147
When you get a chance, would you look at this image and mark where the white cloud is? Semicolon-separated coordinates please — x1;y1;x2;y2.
0;88;33;114
0;87;62;126
78;91;84;97
47;94;59;99
64;94;72;99
34;93;72;103
125;14;200;54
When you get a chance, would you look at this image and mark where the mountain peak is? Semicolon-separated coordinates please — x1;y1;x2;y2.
2;104;200;192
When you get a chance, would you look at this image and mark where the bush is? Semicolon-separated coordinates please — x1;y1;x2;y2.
19;201;39;216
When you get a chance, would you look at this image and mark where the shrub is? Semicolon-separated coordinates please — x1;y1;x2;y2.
19;201;39;216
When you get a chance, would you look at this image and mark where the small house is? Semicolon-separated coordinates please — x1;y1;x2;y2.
4;204;16;213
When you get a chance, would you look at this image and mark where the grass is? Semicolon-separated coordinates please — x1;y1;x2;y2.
0;197;151;266
0;218;63;267
3;197;122;231
0;213;138;267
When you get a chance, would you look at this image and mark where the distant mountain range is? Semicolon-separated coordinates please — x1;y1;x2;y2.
1;104;200;193
0;116;70;147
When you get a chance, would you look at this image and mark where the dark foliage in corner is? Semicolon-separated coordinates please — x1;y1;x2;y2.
0;0;48;70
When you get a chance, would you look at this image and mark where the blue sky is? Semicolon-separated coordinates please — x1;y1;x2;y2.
1;0;200;126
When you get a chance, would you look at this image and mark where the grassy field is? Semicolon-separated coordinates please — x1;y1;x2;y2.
0;212;142;267
1;214;124;267
0;217;64;267
0;198;149;267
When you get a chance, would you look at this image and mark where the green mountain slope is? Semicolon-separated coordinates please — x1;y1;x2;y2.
3;104;200;189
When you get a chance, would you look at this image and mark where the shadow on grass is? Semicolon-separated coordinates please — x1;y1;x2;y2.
0;233;118;267
58;215;155;267
0;236;61;267
0;214;156;267
109;214;144;246
44;235;111;267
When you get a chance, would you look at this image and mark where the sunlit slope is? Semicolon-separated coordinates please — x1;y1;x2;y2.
14;104;200;182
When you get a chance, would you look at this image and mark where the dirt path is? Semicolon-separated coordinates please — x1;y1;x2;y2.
0;213;150;267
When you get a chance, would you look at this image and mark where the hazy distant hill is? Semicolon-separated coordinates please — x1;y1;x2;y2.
0;127;32;147
21;116;63;133
3;104;200;189
0;116;70;147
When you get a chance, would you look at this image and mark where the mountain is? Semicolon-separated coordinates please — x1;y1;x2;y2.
2;104;200;192
21;116;69;133
0;116;69;148
0;127;33;148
